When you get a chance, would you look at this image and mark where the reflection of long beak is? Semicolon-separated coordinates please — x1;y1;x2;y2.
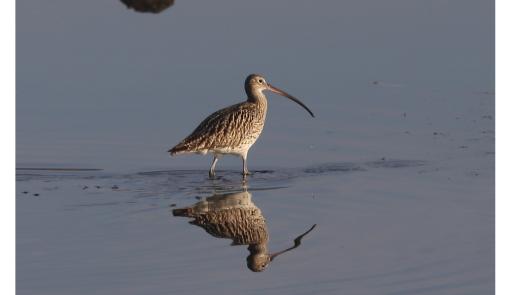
269;224;317;261
267;84;315;117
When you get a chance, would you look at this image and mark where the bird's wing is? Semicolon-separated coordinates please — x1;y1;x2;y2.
169;102;257;154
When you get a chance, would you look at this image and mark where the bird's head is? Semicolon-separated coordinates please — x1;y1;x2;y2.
245;74;269;93
244;73;315;117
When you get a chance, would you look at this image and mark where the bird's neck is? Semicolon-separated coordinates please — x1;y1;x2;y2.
246;89;268;106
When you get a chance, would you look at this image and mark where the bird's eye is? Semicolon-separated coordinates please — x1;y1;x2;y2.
258;79;263;84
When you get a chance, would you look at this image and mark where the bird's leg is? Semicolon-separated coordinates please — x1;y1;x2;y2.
209;155;219;178
242;154;250;177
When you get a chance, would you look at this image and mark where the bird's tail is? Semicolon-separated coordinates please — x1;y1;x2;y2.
168;143;189;156
172;207;193;217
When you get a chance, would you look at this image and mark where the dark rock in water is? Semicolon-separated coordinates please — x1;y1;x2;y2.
95;186;101;189
169;203;177;207
33;193;39;196
111;185;119;190
22;191;28;194
120;0;175;13
82;186;88;190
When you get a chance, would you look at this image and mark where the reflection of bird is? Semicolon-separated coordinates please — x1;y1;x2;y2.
169;74;314;178
172;190;316;272
120;0;174;13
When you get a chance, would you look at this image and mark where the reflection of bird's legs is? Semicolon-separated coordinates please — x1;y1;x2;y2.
209;155;219;178
242;153;250;177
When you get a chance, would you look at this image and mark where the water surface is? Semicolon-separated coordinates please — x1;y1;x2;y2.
17;0;494;294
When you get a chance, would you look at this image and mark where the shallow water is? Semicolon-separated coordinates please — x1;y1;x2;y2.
17;153;493;294
17;0;494;294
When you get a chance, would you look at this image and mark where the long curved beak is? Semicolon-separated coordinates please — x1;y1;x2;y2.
269;224;317;261
267;84;315;118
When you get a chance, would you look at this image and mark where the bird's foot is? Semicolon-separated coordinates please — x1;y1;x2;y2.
209;170;216;179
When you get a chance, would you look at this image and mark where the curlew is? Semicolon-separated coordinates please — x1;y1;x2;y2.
168;74;314;177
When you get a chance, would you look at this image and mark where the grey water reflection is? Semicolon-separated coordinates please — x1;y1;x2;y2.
172;190;316;272
120;0;174;13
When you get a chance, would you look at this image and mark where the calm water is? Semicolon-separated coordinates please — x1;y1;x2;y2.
17;0;494;294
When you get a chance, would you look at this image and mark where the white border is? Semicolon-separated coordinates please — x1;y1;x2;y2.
1;0;15;294
497;0;514;295
6;1;505;295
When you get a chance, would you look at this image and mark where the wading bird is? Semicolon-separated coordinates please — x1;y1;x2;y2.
168;74;314;177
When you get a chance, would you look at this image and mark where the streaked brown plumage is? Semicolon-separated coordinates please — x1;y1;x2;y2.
169;74;314;177
169;100;267;157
